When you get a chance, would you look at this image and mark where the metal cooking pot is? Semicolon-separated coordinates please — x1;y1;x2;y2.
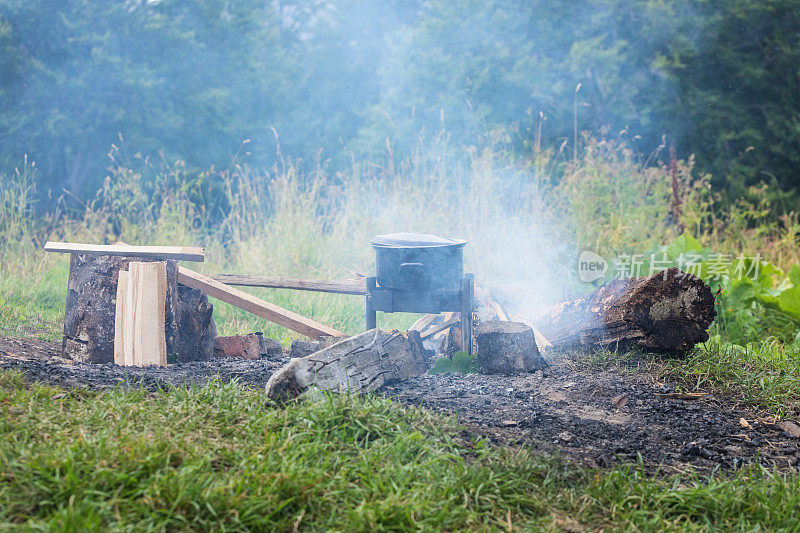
371;232;467;291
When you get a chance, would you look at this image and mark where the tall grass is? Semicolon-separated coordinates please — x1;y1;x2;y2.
1;135;798;342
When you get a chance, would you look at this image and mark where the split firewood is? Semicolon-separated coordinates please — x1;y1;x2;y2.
265;329;429;400
420;315;460;340
536;268;716;353
113;262;168;367
408;314;438;334
486;298;510;321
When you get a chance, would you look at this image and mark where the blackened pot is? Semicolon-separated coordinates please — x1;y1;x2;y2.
371;233;467;291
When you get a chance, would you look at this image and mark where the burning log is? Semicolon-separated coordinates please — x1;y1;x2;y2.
536;268;716;352
265;329;428;400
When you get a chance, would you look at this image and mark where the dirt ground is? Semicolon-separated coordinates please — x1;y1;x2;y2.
2;335;798;474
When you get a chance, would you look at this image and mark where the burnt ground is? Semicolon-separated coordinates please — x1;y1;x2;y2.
2;336;798;475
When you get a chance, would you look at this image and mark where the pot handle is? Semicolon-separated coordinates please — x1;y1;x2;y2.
398;262;427;286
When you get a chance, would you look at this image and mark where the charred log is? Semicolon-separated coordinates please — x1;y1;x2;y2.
536;268;716;353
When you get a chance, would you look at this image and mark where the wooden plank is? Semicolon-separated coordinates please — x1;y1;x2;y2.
44;241;204;262
177;266;346;339
208;274;366;294
113;270;129;366
131;262;167;366
113;262;168;367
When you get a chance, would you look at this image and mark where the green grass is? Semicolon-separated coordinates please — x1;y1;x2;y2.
0;263;66;340
660;338;800;418
2;370;800;531
574;338;800;419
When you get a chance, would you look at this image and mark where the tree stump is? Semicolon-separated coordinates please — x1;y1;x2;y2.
62;253;216;363
536;267;716;353
266;329;429;400
476;320;546;374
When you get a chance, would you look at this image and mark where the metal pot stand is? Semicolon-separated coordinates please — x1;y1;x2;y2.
365;232;474;356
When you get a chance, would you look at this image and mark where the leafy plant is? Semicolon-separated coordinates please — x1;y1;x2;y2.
428;351;478;374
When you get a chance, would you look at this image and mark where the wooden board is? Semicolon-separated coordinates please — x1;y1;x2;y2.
113;270;129;366
114;262;168;367
208;274;366;295
44;241;204;262
177;266;345;339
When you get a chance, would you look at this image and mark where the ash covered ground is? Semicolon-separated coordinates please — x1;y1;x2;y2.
2;335;797;474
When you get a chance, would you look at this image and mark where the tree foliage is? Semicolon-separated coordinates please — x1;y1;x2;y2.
0;0;797;197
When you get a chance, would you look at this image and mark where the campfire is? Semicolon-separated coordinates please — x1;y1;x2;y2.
43;234;716;401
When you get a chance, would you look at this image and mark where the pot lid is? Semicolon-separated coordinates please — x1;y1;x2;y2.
371;232;467;248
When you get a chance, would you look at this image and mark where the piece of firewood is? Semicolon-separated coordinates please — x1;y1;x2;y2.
113;270;130;366
208;274;366;295
62;254;215;363
265;329;428;400
486;298;510;322
420;315;460;340
44;241;204;262
475;320;546;374
113;262;167;367
408;314;438;333
536;268;716;352
178;266;345;339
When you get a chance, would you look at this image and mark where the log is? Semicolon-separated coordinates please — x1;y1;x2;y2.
208;274;366;295
266;329;429;400
535;268;716;352
62;254;216;363
177;266;345;340
475;320;546;374
45;241;204;262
